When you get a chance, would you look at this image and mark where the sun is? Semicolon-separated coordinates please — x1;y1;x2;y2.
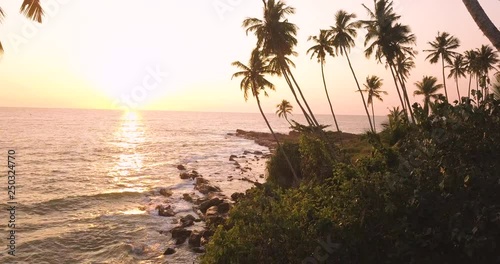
123;111;139;121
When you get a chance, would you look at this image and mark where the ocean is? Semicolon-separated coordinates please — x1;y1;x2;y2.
0;108;385;263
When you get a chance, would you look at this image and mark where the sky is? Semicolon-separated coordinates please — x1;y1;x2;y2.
0;0;498;115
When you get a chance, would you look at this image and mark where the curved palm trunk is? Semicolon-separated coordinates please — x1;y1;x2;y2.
286;66;320;127
320;62;340;132
284;115;293;127
371;103;377;133
462;0;500;51
280;64;314;126
455;76;462;101
388;64;410;122
344;48;374;132
392;64;415;123
441;54;449;101
468;74;473;99
255;92;300;184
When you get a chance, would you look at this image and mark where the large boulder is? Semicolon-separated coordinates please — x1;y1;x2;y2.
188;231;203;248
180;214;196;227
217;202;231;214
170;227;192;245
199;197;222;213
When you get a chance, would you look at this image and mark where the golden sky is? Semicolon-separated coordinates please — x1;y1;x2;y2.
0;0;498;115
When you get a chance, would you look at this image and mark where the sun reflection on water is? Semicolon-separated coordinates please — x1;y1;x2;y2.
108;111;147;191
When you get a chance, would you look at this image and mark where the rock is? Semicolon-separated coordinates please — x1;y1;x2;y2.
243;150;252;155
199;197;222;213
231;192;245;202
159;188;173;197
229;155;237;161
254;150;263;155
164;248;176;255
157;205;176;217
196;183;221;195
180;214;196;227
188;231;203;248
192;247;206;254
191;170;199;178
217;202;231;214
176;165;186;170
195;177;209;185
206;206;219;217
180;172;191;180
195;197;208;205
182;193;194;202
259;174;264;178
171;227;192;245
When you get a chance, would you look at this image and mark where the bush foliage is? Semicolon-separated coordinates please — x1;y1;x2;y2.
201;99;500;264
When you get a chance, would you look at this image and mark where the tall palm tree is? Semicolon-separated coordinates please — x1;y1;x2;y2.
447;54;467;100
276;99;293;126
232;49;299;183
464;49;480;99
362;0;416;123
360;75;387;132
0;0;44;54
243;0;319;127
414;76;443;116
307;30;340;132
475;45;499;98
328;9;374;132
462;0;500;52
424;32;461;100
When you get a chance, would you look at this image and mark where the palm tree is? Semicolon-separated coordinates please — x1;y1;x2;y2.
362;0;416;123
243;0;319;127
424;32;461;100
414;76;443;116
462;0;500;52
447;54;467;100
464;49;480;99
328;9;374;132
276;100;293;126
360;75;387;133
307;30;340;132
0;0;44;54
475;45;499;98
232;49;299;183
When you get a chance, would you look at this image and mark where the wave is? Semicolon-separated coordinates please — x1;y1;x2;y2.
15;191;146;215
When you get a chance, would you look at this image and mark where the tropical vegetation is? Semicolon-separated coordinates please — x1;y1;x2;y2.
202;0;500;263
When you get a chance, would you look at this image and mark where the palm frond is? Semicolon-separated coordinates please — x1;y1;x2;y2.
20;0;44;23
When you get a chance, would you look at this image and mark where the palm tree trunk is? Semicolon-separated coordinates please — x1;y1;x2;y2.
284;115;292;127
455;76;461;101
462;0;500;51
255;92;300;183
344;48;374;132
371;103;376;133
424;97;430;116
468;74;473;99
321;62;340;132
388;64;410;122
441;54;449;101
280;64;314;126
392;63;415;123
286;66;320;127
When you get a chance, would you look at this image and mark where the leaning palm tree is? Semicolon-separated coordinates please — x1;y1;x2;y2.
414;76;443;116
360;75;387;133
307;30;340;132
243;0;319;127
424;32;461;100
447;54;467;100
328;9;374;132
462;0;500;52
362;0;416;123
0;0;44;54
232;49;299;183
276;100;293;126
